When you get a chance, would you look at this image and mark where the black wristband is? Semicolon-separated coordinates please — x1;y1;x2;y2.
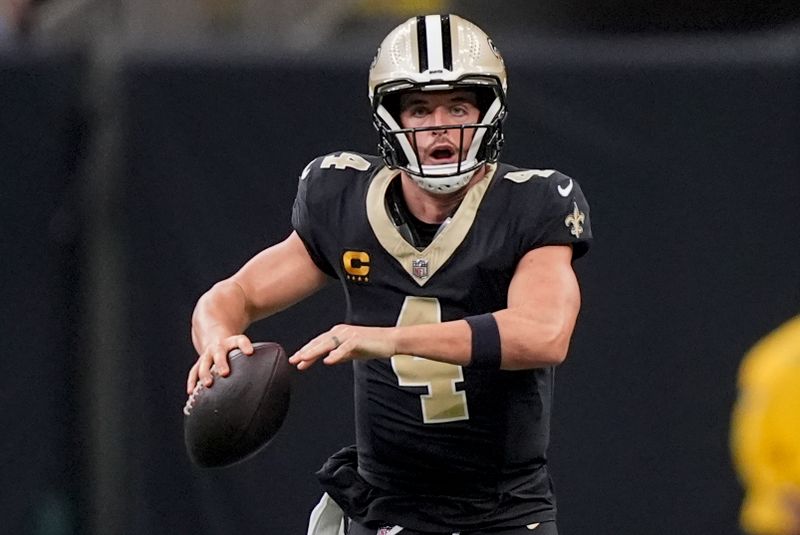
464;313;502;369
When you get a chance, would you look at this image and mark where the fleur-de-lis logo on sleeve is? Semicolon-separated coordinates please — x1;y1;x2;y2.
564;202;585;238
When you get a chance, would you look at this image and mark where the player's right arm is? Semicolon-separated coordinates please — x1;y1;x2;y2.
187;230;329;393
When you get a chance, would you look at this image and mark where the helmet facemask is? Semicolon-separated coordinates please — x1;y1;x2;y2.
373;81;506;194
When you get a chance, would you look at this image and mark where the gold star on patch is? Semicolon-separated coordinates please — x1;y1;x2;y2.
564;202;585;238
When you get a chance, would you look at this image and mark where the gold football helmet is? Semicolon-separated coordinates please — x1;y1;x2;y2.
369;14;508;193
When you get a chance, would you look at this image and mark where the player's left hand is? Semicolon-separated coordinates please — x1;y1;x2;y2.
289;324;397;370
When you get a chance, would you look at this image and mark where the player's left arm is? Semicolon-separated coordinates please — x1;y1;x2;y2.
289;244;579;371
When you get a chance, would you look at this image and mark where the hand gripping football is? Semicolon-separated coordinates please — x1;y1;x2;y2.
183;342;291;468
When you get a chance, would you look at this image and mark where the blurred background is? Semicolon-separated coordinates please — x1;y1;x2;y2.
2;0;799;534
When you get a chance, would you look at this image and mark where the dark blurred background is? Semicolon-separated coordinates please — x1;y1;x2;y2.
2;0;799;534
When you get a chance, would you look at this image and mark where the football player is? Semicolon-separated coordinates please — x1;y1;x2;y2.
188;14;592;535
731;315;800;535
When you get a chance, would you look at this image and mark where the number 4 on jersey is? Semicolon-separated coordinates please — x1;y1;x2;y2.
321;152;371;171
391;297;470;424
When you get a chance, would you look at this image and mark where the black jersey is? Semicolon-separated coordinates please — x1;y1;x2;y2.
291;151;592;531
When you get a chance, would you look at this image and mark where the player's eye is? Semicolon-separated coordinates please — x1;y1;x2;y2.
410;106;429;117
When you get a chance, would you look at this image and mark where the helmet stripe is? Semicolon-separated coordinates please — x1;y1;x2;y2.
441;15;452;71
415;16;428;73
424;14;444;72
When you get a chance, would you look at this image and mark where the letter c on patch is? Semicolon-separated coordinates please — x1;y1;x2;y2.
343;251;370;277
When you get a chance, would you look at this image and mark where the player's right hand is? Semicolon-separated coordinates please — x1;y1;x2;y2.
187;334;254;394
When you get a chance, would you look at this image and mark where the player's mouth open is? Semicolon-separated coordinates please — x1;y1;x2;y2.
429;146;457;162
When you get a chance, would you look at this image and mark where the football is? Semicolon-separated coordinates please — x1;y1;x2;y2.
183;342;291;468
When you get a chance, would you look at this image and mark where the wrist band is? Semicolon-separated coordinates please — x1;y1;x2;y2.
464;313;501;369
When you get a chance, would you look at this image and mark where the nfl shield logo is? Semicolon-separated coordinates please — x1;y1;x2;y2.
412;258;429;279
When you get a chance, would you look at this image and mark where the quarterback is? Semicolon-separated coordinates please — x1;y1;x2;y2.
188;14;592;535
